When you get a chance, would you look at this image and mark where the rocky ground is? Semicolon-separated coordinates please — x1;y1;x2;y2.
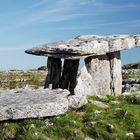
0;63;140;140
122;62;140;93
0;70;46;89
0;93;140;140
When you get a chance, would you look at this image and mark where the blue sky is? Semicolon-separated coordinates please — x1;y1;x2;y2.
0;0;140;70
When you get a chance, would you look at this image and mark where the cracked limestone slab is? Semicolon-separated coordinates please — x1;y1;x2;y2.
25;35;140;59
0;88;70;121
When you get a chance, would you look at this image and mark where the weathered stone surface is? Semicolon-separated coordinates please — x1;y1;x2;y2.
85;55;111;96
122;69;140;75
45;57;61;89
59;59;79;95
75;52;122;96
122;62;140;93
68;94;88;109
0;88;70;121
25;35;140;59
107;51;122;95
75;55;112;96
74;66;96;96
84;137;95;140
90;100;109;108
123;78;140;84
123;83;140;93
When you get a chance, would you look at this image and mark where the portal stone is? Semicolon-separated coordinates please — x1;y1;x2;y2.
44;57;61;89
107;51;122;95
85;55;111;96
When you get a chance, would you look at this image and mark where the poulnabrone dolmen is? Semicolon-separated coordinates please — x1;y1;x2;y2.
25;35;140;96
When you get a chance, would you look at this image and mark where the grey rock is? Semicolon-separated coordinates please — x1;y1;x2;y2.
130;84;140;92
59;59;80;95
122;69;140;75
122;83;132;92
126;132;134;138
90;100;109;108
85;55;111;96
44;57;62;89
110;100;120;104
84;137;95;140
74;66;96;96
44;118;53;128
0;88;70;121
75;52;122;97
94;110;102;116
122;92;131;96
96;95;108;99
25;35;140;59
123;78;140;84
68;94;88;109
108;51;122;95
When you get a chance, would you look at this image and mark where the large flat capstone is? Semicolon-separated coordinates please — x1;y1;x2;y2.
0;88;70;121
25;35;140;59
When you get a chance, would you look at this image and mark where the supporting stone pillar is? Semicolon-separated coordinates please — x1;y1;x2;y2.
107;51;122;95
59;59;79;95
44;57;62;89
85;55;111;96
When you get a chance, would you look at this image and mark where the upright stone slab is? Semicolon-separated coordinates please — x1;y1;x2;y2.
75;66;96;96
85;55;111;96
107;51;122;95
59;59;79;95
45;57;61;89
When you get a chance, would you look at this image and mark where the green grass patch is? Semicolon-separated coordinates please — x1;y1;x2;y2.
122;73;140;79
0;71;46;89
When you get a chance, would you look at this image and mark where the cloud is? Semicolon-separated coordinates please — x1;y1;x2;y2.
1;0;140;32
30;0;49;9
18;0;140;26
50;19;140;30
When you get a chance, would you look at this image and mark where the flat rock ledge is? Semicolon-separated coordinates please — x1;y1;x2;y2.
0;88;70;121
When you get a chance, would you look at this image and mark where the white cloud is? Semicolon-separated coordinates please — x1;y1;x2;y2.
50;19;140;30
1;0;140;32
18;0;140;26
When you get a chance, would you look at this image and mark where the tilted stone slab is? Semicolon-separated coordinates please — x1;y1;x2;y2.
0;88;70;121
25;35;140;59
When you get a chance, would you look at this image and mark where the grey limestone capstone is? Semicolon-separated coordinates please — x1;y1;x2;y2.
0;88;70;121
25;35;140;59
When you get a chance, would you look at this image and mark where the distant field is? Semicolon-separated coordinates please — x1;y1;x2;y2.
0;71;47;89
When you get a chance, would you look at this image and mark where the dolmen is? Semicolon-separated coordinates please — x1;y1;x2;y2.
25;35;140;96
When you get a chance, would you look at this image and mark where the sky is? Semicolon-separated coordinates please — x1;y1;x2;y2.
0;0;140;70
